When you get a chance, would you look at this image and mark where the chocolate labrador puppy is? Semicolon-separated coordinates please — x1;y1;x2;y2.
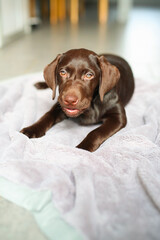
21;48;134;152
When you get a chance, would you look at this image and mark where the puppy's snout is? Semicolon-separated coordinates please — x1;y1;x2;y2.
63;94;79;106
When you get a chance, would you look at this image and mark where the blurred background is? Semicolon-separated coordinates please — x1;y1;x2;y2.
0;0;160;82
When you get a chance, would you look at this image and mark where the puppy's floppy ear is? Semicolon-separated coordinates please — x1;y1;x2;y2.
43;54;61;99
98;55;120;102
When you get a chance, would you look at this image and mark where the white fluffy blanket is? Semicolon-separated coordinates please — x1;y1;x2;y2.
0;73;160;240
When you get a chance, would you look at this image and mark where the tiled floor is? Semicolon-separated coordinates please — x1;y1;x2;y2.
0;5;160;240
0;197;46;240
0;7;160;82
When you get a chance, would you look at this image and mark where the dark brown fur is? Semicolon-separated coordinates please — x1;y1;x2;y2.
21;48;134;152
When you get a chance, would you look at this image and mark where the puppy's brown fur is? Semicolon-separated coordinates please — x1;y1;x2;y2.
21;48;134;152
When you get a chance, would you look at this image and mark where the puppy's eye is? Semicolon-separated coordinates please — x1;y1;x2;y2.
59;69;67;77
84;72;94;80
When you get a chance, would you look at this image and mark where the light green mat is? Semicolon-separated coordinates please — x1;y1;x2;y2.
0;177;84;240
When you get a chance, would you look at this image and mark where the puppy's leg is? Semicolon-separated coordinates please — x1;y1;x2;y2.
34;82;48;89
20;103;66;138
76;104;126;152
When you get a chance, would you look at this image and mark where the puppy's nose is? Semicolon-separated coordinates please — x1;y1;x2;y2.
64;95;78;106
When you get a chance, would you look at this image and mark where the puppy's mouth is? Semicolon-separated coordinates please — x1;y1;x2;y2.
63;107;82;117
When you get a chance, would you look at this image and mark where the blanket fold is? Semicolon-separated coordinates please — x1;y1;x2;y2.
0;177;85;240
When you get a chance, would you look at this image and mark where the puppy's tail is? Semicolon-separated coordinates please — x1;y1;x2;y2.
34;82;49;89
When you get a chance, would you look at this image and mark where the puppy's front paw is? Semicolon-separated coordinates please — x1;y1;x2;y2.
76;141;97;152
20;126;45;138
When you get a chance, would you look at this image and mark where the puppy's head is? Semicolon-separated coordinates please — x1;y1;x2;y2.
44;48;120;117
